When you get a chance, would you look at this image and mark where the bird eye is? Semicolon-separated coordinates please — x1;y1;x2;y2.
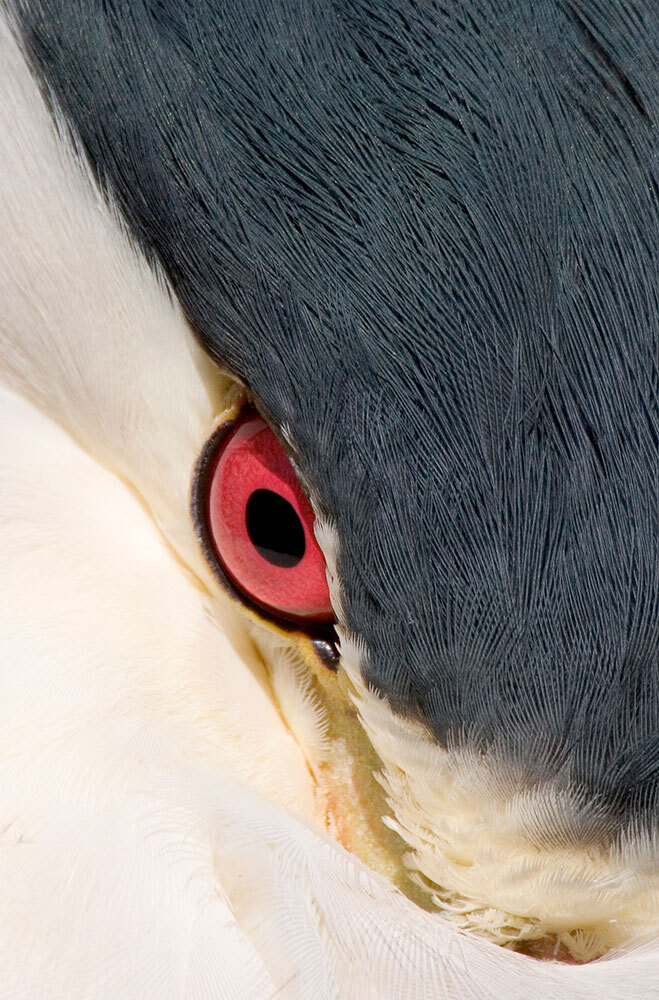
205;413;334;623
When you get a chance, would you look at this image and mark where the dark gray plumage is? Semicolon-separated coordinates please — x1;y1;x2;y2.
17;0;659;839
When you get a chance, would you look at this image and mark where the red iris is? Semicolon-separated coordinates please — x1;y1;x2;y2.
207;413;333;622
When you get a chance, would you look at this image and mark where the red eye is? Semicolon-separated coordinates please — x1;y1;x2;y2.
206;413;334;622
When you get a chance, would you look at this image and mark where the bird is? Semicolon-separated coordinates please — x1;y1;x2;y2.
0;0;658;996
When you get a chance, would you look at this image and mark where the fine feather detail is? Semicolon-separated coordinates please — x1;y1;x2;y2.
338;629;659;960
13;0;659;832
2;3;659;994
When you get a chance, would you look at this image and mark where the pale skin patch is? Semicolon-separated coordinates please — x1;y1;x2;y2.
245;616;429;906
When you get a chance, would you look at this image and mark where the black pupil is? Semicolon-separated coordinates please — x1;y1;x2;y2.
245;489;306;568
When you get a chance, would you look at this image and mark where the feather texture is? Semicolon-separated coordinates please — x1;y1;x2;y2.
2;4;659;993
13;0;659;832
1;384;658;995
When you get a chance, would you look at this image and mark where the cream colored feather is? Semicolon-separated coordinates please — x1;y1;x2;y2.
0;11;657;998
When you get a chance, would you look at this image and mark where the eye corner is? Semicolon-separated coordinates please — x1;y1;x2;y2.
311;637;340;671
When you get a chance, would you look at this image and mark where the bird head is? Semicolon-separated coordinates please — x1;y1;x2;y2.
4;0;659;972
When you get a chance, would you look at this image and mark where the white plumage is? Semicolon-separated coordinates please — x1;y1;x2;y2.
1;12;658;997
